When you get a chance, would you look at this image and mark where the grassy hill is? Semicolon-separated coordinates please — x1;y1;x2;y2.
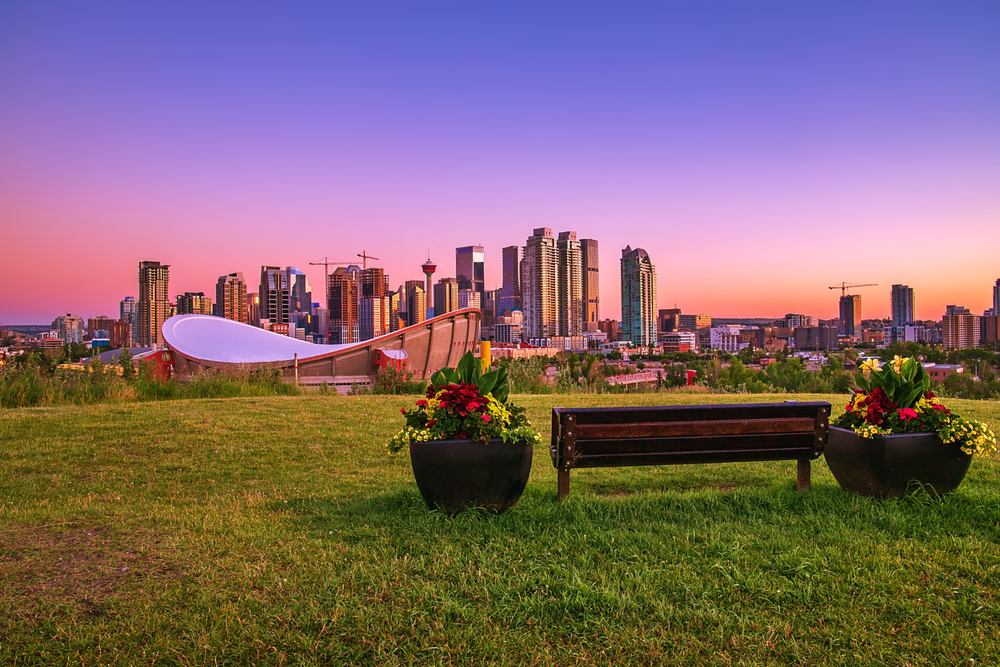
2;393;999;665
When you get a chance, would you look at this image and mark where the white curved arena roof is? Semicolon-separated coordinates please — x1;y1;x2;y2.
162;315;351;364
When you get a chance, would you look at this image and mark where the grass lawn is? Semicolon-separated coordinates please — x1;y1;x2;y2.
2;392;1000;666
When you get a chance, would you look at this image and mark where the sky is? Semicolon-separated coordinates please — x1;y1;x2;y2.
1;2;999;325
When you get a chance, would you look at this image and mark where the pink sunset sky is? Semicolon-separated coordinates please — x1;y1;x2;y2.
1;3;998;325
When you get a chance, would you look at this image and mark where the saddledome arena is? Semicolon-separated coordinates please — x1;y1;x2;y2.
161;309;482;387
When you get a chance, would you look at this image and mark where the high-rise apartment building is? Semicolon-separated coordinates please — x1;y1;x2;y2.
434;277;460;316
52;314;85;344
137;261;170;347
458;289;480;310
522;228;559;340
176;292;213;315
620;246;657;346
328;266;360;344
119;297;137;345
87;316;117;338
456;246;485;304
247;292;261;327
839;295;862;338
358;268;390;340
580;238;599;326
993;279;1000;315
891;284;915;326
942;307;980;349
259;266;289;326
557;231;583;337
215;272;248;323
404;280;427;326
286;267;312;318
500;245;521;315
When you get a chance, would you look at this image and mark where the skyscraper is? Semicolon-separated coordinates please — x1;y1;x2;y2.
891;284;915;326
286;267;312;319
434;277;460;316
120;296;137;345
522;228;558;340
215;272;248;323
620;246;657;346
500;245;521;315
580;238;599;326
993;278;1000;315
328;266;360;344
942;308;980;349
456;246;485;302
404;280;427;326
358;267;390;340
840;295;862;338
137;261;169;347
556;231;583;336
259;266;289;326
247;292;261;327
176;292;213;315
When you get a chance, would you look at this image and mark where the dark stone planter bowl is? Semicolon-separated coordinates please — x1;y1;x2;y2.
409;438;533;515
825;426;971;498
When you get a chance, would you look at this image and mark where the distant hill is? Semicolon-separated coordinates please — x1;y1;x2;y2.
1;325;51;335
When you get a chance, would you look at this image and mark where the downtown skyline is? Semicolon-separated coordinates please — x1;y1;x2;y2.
2;3;999;324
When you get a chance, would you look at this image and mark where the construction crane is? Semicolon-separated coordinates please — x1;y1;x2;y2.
829;282;878;297
309;257;353;303
357;250;380;270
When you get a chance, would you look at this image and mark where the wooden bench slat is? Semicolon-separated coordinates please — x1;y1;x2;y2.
569;447;817;468
574;417;817;440
570;433;817;457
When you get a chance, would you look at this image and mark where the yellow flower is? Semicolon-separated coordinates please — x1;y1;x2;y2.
860;358;882;378
892;355;906;375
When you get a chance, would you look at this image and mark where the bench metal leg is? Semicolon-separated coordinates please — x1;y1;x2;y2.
797;459;810;492
558;469;571;500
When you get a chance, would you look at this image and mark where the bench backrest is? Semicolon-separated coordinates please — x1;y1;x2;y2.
551;402;831;470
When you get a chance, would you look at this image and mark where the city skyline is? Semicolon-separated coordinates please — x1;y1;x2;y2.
2;3;999;324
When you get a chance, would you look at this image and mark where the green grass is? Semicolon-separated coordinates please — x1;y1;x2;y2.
2;393;999;666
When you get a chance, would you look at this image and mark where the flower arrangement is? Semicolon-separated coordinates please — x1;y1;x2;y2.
388;352;540;453
835;356;997;457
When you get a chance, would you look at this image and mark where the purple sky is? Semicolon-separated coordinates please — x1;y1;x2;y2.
2;2;998;325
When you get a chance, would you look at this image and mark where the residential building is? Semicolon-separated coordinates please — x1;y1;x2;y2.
405;281;427;326
247;292;260;327
328;266;359;344
108;320;131;349
358;267;390;341
891;285;915;326
259;266;289;326
494;309;523;345
598;318;619;342
87;316;117;338
994;279;1000;316
176;292;213;316
456;246;485;302
620;246;657;347
794;326;840;350
137;260;170;347
661;331;697;353
286;267;312;319
942;308;980;349
52;314;85;344
710;326;749;353
499;245;521;315
434;277;460;316
580;238;599;327
119;297;137;345
522;228;559;340
982;315;1000;346
215;272;248;323
557;231;584;337
839;295;862;338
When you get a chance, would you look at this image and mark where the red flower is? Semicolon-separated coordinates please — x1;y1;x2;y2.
416;400;428;408
481;414;491;422
400;408;406;415
898;408;919;420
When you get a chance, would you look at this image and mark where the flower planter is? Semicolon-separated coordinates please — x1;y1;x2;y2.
409;438;533;515
825;426;972;498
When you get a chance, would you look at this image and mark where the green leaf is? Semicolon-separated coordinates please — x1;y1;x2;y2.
456;352;476;384
430;370;447;387
476;370;498;396
855;374;870;393
899;386;923;410
492;367;510;402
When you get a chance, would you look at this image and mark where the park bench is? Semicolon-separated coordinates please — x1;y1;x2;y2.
550;401;831;499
